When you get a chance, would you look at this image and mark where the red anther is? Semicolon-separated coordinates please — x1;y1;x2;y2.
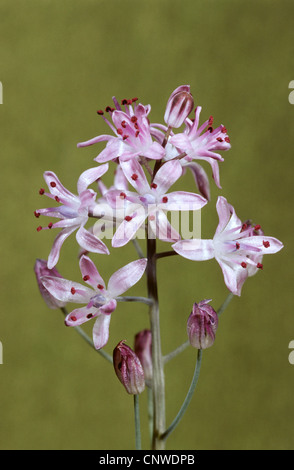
263;240;270;248
236;242;240;249
120;192;127;199
131;116;138;123
34;211;40;218
123;135;129;141
225;137;230;143
55;196;60;202
36;226;43;232
254;224;261;231
127;99;133;105
131;173;138;181
241;223;248;231
207;126;213;133
162;196;168;203
257;263;263;269
208;116;214;125
221;127;227;133
87;313;93;319
125;215;133;222
48;222;53;229
135;131;140;137
71;316;77;322
50;181;57;188
132;97;138;102
121;120;127;128
97;110;104;115
241;262;247;268
117;128;123;135
83;275;90;281
149;215;155;221
217;137;223;142
105;106;112;112
121;99;128;105
134;122;139;129
97;284;104;290
71;287;76;295
39;188;45;195
151;183;157;189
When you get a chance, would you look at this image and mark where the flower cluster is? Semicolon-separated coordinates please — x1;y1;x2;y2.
34;84;283;362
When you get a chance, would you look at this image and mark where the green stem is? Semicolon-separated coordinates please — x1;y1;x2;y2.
134;394;142;450
116;296;153;306
217;292;234;316
161;349;203;442
163;340;190;364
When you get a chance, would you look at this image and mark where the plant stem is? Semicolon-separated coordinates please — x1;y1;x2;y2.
116;296;153;306
217;292;234;316
134;394;142;450
163;340;190;364
146;234;166;450
161;349;203;442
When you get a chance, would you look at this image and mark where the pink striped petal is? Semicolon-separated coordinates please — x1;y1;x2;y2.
107;259;147;298
120;159;150;195
79;255;106;290
47;226;77;269
77;164;109;194
65;306;100;326
112;210;147;248
43;171;77;205
41;276;93;304
92;314;112;350
153;160;183;196
158;191;207;211
76;226;110;255
172;239;215;261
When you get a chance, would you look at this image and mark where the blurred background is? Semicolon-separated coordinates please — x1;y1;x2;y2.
0;0;293;450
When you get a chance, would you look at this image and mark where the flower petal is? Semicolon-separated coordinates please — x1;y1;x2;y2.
158;191;207;211
172;239;215;261
112;210;147;248
216;258;248;297
41;276;93;303
153;160;183;196
107;258;147;298
47;226;78;269
120;159;150;195
186;162;211;201
92;314;112;350
77;163;109;194
79;255;106;290
76;226;110;254
43;171;77;205
65;306;100;326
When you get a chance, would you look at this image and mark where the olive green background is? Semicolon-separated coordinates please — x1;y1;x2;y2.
0;0;293;450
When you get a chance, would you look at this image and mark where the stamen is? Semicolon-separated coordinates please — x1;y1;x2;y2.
83;275;90;281
241;262;247;268
55;196;60;202
162;197;168;203
221;126;227;134
36;226;43;232
241;223;248;232
135;131;140;137
121;99;128;105
120;192;127;199
121;120;127;128
34;211;40;218
39;188;45;195
70;316;77;322
123;135;129;141
125;215;133;222
207;126;213;133
254;224;261;231
236;242;240;249
149;215;155;221
97;284;104;290
117;128;123;135
225;137;230;143
50;181;57;188
257;263;263;269
87;314;93;319
151;183;157;189
105;106;113;113
217;137;223;142
132;97;138;102
263;240;270;248
48;222;53;229
131;116;138;123
97;110;104;115
131;174;138;181
71;287;76;295
208;116;214;126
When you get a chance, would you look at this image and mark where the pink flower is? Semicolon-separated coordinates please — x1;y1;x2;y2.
34;258;67;309
164;85;194;128
134;329;152;388
187;300;218;349
173;196;284;296
113;341;145;395
35;165;110;268
41;255;147;349
108;159;207;247
77;97;165;163
169;106;231;189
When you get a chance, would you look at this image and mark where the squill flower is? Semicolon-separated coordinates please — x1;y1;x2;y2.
173;196;284;296
169;106;231;189
34;258;66;309
164;85;194;128
41;255;147;350
77;96;165;163
35;165;110;268
113;341;145;395
187;300;218;349
107;159;207;247
134;329;152;388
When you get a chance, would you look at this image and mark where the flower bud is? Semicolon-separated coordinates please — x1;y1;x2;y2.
113;341;145;395
34;259;67;309
134;329;152;388
187;300;218;349
164;85;194;128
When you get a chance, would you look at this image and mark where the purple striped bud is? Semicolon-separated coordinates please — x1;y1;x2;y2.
134;329;152;388
113;341;145;395
34;259;67;309
187;300;218;349
164;85;194;128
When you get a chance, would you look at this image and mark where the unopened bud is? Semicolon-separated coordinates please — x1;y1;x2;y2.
113;340;145;395
134;329;152;388
187;300;218;349
34;259;67;309
164;85;194;128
